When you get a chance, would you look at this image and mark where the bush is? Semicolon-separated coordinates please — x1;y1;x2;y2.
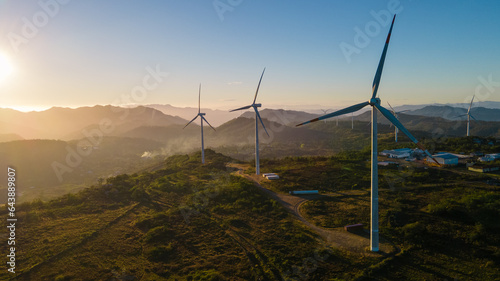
143;226;174;243
145;243;174;262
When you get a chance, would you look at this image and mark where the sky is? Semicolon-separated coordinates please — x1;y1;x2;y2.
0;0;499;112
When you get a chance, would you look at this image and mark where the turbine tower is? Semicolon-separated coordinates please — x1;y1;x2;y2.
387;102;408;142
297;15;438;252
230;68;269;175
457;95;476;136
183;84;216;164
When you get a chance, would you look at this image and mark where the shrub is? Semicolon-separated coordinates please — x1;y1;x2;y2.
143;226;174;243
145;243;174;262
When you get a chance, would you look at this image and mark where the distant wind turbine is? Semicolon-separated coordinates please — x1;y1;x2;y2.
387;102;408;142
183;84;216;164
456;95;476;137
230;68;269;175
297;15;438;252
320;109;331;123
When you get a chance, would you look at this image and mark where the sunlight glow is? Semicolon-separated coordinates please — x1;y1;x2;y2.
0;52;14;82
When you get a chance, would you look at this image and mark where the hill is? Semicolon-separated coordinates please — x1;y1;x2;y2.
1;150;498;280
0;137;164;203
0;151;370;280
145;103;241;127
240;108;319;126
0;105;186;140
118;117;371;161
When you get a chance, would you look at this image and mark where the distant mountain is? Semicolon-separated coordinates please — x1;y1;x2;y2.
0;105;187;140
404;105;500;121
240;109;319;126
145;104;241;127
119;117;330;150
0;133;23;142
352;110;500;137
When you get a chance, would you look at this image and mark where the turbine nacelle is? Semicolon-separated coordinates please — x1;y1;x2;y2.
253;103;262;108
369;98;381;106
199;113;206;116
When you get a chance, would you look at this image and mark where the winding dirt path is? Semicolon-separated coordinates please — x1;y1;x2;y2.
228;163;397;256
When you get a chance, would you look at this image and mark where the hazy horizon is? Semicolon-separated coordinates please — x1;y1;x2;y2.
3;99;500;114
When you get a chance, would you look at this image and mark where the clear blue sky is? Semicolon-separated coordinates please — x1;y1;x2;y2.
0;0;499;111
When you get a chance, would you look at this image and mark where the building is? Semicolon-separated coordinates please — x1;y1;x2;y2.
468;165;500;173
262;173;279;180
380;148;412;159
427;153;459;165
479;153;500;162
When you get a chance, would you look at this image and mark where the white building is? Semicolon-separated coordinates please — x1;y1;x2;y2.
380;148;412;159
262;173;279;180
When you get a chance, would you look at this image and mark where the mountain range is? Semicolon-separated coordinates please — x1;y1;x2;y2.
1;103;500;143
0;105;186;140
403;105;500;121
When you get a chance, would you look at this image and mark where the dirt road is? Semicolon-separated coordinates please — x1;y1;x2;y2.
228;163;396;256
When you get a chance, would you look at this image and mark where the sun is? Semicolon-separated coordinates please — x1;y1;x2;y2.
0;52;14;82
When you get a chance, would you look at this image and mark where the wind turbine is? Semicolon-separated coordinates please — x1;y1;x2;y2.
320;109;331;124
387;102;408;142
456;95;476;136
230;68;269;175
296;15;438;252
183;84;216;164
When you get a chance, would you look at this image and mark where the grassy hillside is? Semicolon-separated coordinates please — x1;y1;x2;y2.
0;150;376;280
1;149;499;280
258;153;500;280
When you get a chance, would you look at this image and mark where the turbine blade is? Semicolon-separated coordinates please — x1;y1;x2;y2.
255;108;269;137
201;116;216;131
467;95;475;113
229;105;253;112
253;68;266;104
470;114;477;121
375;103;440;165
296;102;370;127
198;83;201;114
387;101;396;113
372;15;396;99
183;115;199;129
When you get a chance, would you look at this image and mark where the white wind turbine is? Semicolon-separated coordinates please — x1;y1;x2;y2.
387;102;408;142
230;68;269;175
320;109;331;124
297;15;439;252
456;95;476;137
183;84;216;164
